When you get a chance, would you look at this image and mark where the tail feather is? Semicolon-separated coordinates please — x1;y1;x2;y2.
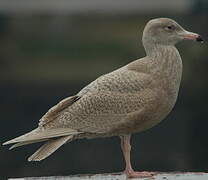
28;135;73;161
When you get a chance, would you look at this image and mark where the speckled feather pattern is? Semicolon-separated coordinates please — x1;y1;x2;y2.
4;18;194;161
39;45;182;138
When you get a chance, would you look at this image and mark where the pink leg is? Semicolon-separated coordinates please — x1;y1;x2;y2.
120;134;154;178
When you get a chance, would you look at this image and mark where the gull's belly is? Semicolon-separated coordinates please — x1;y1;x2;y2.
122;89;179;134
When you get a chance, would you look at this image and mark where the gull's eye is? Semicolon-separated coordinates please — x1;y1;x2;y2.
165;25;175;31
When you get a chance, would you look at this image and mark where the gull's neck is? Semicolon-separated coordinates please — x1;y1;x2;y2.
145;44;182;71
146;44;183;97
145;44;177;58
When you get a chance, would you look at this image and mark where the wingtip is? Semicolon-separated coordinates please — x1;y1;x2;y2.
9;144;17;150
2;138;18;146
2;141;11;146
3;140;19;150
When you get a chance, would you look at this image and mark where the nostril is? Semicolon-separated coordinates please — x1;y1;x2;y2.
196;35;204;42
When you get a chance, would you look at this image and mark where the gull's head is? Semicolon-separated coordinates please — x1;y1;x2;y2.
142;18;203;47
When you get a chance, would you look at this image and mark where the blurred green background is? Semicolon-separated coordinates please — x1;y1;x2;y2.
0;0;208;179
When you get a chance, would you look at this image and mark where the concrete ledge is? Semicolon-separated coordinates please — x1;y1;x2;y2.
9;172;208;180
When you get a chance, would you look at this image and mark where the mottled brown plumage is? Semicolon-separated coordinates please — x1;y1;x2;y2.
3;18;202;178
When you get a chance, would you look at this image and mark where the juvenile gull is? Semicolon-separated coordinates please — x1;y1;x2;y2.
3;18;203;178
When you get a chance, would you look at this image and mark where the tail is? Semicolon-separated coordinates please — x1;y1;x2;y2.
3;127;81;161
28;135;73;161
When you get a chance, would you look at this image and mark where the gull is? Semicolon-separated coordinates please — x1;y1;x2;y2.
3;18;203;178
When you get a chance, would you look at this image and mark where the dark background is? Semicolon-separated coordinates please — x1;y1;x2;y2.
0;0;208;179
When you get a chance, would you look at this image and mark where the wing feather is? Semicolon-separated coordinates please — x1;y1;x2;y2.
39;95;80;126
